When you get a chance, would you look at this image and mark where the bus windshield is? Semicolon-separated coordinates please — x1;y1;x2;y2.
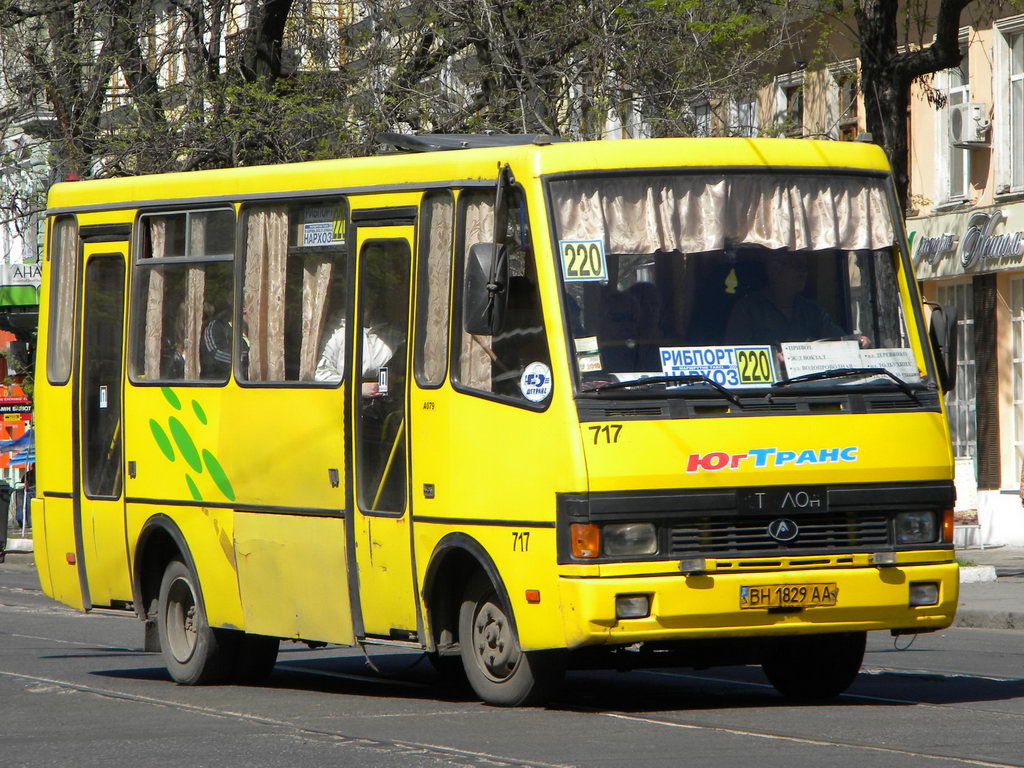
547;172;921;394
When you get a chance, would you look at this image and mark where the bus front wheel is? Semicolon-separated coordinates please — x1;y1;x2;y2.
761;631;866;700
458;574;563;706
157;559;235;685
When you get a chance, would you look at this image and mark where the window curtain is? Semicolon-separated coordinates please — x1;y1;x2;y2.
183;216;208;378
143;219;166;380
49;217;79;382
551;175;895;254
299;254;332;381
244;206;288;380
460;195;494;391
423;195;454;385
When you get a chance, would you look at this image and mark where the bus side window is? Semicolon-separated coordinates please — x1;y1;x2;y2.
455;189;551;404
129;210;235;383
239;199;349;384
413;191;454;387
47;215;79;384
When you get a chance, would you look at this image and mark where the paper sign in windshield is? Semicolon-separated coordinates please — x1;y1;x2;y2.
780;341;861;378
559;240;608;282
574;336;603;373
859;348;920;381
781;342;920;382
660;345;775;388
302;205;346;247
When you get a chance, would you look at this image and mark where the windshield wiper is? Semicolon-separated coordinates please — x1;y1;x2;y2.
586;374;743;407
772;367;919;402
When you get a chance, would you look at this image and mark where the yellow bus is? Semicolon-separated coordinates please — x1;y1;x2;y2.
32;134;960;705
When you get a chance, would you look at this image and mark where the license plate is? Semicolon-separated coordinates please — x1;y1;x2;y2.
739;583;838;609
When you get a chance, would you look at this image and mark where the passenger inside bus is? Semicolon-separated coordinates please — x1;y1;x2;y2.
314;315;391;396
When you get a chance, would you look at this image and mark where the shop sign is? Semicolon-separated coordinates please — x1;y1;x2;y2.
910;203;1024;279
958;210;1024;268
0;263;41;287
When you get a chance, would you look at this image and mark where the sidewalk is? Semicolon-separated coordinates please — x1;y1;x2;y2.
955;545;1024;630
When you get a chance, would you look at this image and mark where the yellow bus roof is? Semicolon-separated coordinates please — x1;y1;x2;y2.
47;137;891;212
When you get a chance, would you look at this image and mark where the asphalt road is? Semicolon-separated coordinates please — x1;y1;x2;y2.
3;556;1024;768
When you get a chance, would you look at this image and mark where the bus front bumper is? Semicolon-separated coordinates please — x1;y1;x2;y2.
557;561;958;648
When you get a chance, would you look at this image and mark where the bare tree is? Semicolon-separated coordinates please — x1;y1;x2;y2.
807;0;1024;212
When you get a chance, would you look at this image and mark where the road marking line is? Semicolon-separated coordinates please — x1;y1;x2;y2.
603;711;1024;768
0;669;572;768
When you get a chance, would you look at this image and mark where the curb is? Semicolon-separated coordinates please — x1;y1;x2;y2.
959;565;997;583
4;538;32;553
954;609;1024;630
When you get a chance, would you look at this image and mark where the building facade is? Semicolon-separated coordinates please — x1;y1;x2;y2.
906;13;1024;546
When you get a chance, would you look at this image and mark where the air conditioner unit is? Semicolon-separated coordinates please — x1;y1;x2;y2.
950;102;990;147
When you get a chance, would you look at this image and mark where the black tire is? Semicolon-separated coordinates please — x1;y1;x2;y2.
156;559;236;685
761;631;866;700
231;634;279;685
458;574;564;706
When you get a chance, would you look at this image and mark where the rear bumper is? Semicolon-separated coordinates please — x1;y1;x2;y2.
557;561;958;648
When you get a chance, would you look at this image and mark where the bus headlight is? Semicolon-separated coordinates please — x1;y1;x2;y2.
895;511;937;544
603;523;658;556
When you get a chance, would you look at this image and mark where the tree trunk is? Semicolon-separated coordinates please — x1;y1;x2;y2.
854;0;971;214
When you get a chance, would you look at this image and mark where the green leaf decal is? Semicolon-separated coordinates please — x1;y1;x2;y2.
168;417;203;473
149;419;176;461
202;449;235;501
185;474;203;501
192;400;208;425
161;387;182;410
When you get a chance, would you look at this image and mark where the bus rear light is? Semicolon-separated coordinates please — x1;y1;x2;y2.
942;508;954;543
571;523;600;558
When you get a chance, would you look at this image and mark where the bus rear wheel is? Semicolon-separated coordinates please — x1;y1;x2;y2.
458;575;563;706
157;559;235;685
761;631;866;700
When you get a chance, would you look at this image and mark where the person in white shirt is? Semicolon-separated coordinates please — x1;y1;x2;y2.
315;321;393;396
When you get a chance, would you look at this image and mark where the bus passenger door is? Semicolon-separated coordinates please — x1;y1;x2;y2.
350;225;419;638
76;245;131;607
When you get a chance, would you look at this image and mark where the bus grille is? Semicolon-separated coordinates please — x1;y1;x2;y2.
668;512;891;555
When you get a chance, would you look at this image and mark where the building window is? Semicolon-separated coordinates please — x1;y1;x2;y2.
773;72;804;138
691;101;711;137
937;281;976;460
731;96;757;137
994;19;1024;194
1012;277;1024;476
945;52;971;200
1011;32;1024;189
837;71;859;141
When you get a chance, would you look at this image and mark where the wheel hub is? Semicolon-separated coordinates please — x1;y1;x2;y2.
473;600;519;681
166;576;198;664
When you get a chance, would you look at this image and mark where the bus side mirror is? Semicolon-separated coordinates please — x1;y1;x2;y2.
463;242;509;335
926;302;958;392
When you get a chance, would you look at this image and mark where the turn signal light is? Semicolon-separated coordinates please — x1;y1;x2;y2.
942;508;954;544
571;523;600;558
